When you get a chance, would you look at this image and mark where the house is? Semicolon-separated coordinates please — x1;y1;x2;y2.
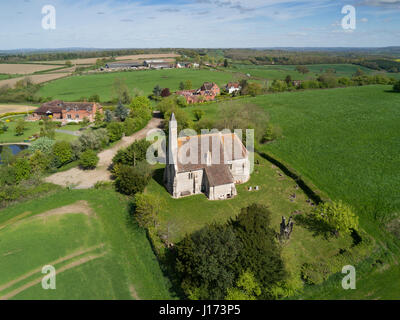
225;82;241;94
176;62;200;69
292;80;302;87
164;113;250;200
28;100;103;124
176;82;220;104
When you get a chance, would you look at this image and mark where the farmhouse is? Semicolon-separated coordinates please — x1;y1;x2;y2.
29;100;103;124
164;113;250;200
176;82;220;104
225;82;241;94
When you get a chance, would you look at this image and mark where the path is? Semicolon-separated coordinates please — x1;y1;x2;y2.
55;129;82;136
45;117;163;189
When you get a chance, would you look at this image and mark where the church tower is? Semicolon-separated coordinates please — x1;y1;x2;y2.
164;113;178;196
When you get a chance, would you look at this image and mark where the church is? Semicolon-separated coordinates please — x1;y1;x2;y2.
164;113;251;200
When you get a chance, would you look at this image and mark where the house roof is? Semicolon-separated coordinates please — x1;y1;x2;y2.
226;82;240;88
201;82;218;91
35;101;101;114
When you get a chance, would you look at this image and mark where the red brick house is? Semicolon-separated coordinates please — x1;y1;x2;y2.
176;82;220;104
29;100;103;124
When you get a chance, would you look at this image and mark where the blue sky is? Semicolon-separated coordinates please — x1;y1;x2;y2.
0;0;399;49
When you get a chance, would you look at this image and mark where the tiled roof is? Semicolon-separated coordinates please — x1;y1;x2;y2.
205;164;234;187
34;101;101;114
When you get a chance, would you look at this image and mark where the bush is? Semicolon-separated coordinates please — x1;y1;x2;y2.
29;150;50;173
79;149;99;169
114;162;152;195
51;141;73;167
394;80;400;92
13;158;31;183
0;166;16;186
79;129;109;151
107;122;124;142
112;139;151;167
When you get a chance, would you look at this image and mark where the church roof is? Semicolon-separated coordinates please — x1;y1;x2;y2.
205;164;234;187
176;132;247;173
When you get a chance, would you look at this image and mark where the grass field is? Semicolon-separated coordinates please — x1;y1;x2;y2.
0;188;173;300
145;154;372;294
229;63;398;81
37;69;237;102
178;85;400;298
0;116;77;143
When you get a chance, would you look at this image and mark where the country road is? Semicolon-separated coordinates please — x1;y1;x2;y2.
45;117;163;189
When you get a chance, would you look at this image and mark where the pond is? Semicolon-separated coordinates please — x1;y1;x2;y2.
0;144;28;162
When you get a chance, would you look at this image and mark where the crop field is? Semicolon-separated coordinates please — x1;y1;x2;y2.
0;64;60;75
37;53;180;65
0;104;37;115
0;189;173;300
37;68;236;102
0;73;72;89
230;63;390;81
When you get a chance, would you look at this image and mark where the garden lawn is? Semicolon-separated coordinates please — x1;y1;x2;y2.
37;68;237;102
0;188;173;300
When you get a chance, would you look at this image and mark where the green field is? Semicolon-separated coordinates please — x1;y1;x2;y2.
37;69;237;102
0;188;173;300
229;63;399;81
0;116;78;143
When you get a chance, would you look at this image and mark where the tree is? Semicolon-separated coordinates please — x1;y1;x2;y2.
104;109;113;123
192;109;204;121
246;82;263;96
353;68;364;77
153;85;162;97
51;141;72;167
112;139;151;167
224;58;229;68
114;162;152;195
40;118;57;139
179;81;185;90
65;60;73;67
94;111;104;127
295;65;309;74
184;80;193;90
29;150;50;173
231;204;286;298
311;201;359;236
89;94;100;102
15;119;25;136
115;102;129;121
13;157;31;183
112;78;130;104
225;270;262;300
0;146;13;166
269;80;288;93
79;149;99;169
107;122;124;142
161;88;171;97
134;193;164;228
175;223;240;300
393;80;400;92
284;75;292;85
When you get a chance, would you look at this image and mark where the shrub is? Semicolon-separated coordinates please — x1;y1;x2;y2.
29;137;56;154
393;80;400;92
29;150;50;173
112;139;151;167
13;157;31;183
51;141;73;167
15;119;26;136
79;129;109;151
114;162;152;195
0;166;16;186
107;122;124;142
79;149;99;169
134;193;164;228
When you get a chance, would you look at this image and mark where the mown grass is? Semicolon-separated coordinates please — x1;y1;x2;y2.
181;84;400;298
0;188;174;300
229;63;398;81
145;154;358;291
0;116;78;143
37;68;237;102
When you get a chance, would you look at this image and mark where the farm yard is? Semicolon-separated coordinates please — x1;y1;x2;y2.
0;189;173;300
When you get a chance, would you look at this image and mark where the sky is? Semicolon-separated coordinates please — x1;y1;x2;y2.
0;0;399;49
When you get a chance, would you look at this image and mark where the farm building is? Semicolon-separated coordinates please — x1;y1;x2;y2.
176;82;221;104
28;100;103;124
104;62;143;70
225;82;241;94
176;62;200;68
143;60;173;69
164;113;250;200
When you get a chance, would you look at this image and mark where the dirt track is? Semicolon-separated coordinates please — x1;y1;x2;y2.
45;117;163;189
